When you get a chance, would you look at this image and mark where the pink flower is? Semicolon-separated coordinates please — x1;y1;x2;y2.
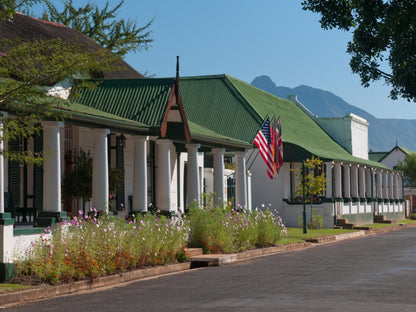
30;241;35;247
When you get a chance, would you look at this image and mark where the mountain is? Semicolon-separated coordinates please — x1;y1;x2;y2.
251;75;416;152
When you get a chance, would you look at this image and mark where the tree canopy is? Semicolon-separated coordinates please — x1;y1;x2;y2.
302;0;416;102
396;153;416;187
41;0;153;57
0;2;121;164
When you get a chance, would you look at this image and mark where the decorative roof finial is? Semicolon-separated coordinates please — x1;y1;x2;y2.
175;56;180;101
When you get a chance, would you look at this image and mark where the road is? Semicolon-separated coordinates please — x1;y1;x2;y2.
6;228;416;312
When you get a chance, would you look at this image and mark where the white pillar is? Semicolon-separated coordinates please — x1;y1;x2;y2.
389;173;394;200
156;140;171;212
398;174;403;199
351;165;359;198
186;144;200;207
394;174;399;200
365;169;372;198
359;166;366;198
92;128;110;212
334;163;342;198
325;162;333;198
212;148;225;206
42;121;63;213
343;164;351;198
376;171;381;198
133;136;148;212
383;172;389;199
247;170;252;211
235;151;247;209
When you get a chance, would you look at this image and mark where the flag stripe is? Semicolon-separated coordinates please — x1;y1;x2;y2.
253;117;275;179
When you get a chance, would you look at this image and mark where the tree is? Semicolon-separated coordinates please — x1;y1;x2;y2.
0;4;121;164
302;0;416;102
292;156;327;228
0;36;120;164
41;0;153;57
396;153;416;187
0;0;41;19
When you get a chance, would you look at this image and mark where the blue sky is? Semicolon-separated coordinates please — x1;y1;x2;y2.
38;0;416;119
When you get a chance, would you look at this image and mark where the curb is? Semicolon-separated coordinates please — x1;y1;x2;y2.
0;263;190;307
2;222;416;307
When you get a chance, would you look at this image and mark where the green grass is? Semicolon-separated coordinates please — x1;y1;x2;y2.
278;228;356;245
362;219;416;228
0;284;31;293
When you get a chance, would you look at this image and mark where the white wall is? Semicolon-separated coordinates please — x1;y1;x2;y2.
381;148;406;169
316;113;369;160
250;151;287;211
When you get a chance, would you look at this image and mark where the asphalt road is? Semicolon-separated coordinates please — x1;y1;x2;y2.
6;228;416;312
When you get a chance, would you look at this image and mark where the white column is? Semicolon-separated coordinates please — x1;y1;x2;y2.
42;121;63;212
235;151;247;209
247;170;252;211
351;165;359;198
365;169;372;198
377;171;383;199
325;162;333;198
343;164;351;198
92;128;110;212
389;173;394;200
334;163;342;198
212;148;225;206
133;136;148;212
156;140;172;212
359;166;366;198
383;172;389;199
186;144;200;207
394;174;399;200
398;174;403;199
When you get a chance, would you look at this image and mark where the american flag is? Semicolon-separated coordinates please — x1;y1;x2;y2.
253;117;274;179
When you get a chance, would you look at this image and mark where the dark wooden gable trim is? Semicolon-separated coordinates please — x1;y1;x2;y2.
160;84;191;143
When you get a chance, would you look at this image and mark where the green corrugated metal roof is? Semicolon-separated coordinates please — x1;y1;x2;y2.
223;75;389;169
188;121;253;148
369;151;388;162
71;78;175;127
180;75;263;147
398;146;414;155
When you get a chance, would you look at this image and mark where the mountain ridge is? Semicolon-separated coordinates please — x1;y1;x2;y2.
251;75;416;152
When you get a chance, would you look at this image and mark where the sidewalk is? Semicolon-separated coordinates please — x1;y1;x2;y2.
1;222;415;308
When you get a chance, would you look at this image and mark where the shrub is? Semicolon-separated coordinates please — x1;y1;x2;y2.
15;210;189;284
187;197;286;253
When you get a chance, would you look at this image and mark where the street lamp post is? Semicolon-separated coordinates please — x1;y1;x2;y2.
303;159;307;234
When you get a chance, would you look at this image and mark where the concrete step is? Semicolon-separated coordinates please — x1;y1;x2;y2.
374;219;397;224
184;248;203;257
341;223;355;229
337;218;350;225
374;215;386;221
190;254;238;267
